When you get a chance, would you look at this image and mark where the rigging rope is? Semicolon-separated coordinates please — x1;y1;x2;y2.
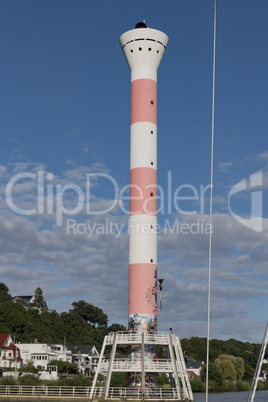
205;1;217;401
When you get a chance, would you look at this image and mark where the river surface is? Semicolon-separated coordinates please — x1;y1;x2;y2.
193;391;267;401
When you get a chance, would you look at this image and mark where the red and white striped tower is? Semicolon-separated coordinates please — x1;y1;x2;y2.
120;22;169;386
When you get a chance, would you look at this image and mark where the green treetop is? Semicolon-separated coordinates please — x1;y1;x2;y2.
0;282;11;303
33;287;48;311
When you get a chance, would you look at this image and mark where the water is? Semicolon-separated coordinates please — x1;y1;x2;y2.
193;391;268;401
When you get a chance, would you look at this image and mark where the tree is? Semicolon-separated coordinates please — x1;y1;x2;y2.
209;339;227;361
33;287;48;311
189;337;207;361
190;377;204;392
0;283;11;303
200;363;223;385
107;323;127;333
0;301;34;340
243;362;255;381
21;361;38;373
71;300;108;328
215;355;235;380
234;356;245;380
181;338;194;358
214;354;245;381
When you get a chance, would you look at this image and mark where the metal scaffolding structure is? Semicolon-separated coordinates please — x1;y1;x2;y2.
248;322;268;402
89;331;194;401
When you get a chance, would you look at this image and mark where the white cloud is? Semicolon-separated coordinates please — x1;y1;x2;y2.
218;161;233;173
256;151;268;161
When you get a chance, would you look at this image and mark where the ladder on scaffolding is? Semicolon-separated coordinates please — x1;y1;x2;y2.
247;322;268;402
173;335;194;402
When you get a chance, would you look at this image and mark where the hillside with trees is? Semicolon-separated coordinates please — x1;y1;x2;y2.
0;282;125;350
0;282;267;380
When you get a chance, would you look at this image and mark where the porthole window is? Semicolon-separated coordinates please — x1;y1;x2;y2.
150;192;154;197
150;130;153;134
148;47;152;51
150;259;153;263
131;49;133;53
151;100;154;105
139;47;142;51
151;162;153;166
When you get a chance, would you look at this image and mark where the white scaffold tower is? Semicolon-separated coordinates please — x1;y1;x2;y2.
247;322;268;402
89;331;194;401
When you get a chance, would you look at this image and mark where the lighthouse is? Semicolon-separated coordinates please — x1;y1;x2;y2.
120;22;169;387
90;24;193;401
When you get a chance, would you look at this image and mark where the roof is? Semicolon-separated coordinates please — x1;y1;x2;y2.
187;371;197;378
0;334;10;349
11;296;34;302
186;361;204;369
67;345;95;355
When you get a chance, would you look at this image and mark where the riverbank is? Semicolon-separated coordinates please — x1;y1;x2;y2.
0;391;268;402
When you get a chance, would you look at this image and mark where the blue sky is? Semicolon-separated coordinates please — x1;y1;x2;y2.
0;0;268;343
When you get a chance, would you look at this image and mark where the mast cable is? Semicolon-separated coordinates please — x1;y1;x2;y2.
206;1;217;401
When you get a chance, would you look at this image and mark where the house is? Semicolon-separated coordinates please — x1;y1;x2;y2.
186;360;204;377
67;345;99;374
0;334;22;369
10;295;35;309
16;342;72;370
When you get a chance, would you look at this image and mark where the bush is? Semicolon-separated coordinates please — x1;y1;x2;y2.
19;374;41;386
21;361;38;373
54;375;92;387
263;381;268;390
257;380;267;390
49;360;77;373
190;377;204;392
0;377;17;385
217;382;228;392
207;380;220;392
110;373;127;387
224;381;236;392
157;374;170;388
236;379;250;391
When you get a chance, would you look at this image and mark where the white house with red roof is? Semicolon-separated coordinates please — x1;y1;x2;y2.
0;334;22;369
